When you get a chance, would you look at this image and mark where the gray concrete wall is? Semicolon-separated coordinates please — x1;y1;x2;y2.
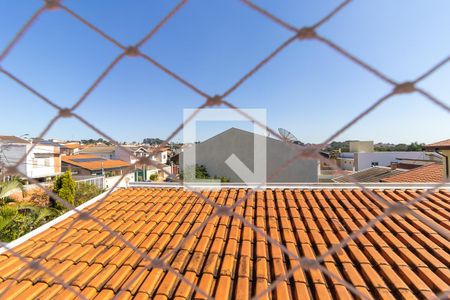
180;128;319;183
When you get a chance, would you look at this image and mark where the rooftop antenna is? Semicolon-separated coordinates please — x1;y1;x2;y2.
278;128;304;145
278;128;299;143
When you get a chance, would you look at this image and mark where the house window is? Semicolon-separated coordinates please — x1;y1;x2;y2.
371;161;379;166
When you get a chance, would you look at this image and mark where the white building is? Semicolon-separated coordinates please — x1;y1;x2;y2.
0;136;61;181
115;145;168;165
115;145;171;181
338;151;437;171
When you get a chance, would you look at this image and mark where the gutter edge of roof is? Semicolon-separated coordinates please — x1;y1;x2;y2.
0;188;116;255
128;182;450;190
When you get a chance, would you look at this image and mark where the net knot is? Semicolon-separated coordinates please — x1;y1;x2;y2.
29;261;41;270
137;156;153;166
216;205;233;216
45;0;60;10
300;147;317;159
151;258;166;269
78;211;90;220
297;27;317;40
206;95;223;107
300;258;319;270
125;46;140;57
5;166;18;175
393;82;415;94
59;108;72;118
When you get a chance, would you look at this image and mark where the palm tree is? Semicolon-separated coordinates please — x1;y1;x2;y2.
18;205;61;228
0;179;24;204
0;179;63;242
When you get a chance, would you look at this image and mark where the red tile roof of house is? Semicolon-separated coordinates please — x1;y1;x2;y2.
424;139;450;150
0;135;29;144
79;145;116;154
61;143;81;150
381;163;444;183
62;154;130;171
333;166;407;183
0;187;449;299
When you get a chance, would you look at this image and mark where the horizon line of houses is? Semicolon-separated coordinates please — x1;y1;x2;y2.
1;131;449;185
0;136;173;187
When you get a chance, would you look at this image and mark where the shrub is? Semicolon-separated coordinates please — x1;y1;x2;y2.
52;170;76;209
0;211;32;242
75;182;104;206
149;174;158;181
179;164;209;180
179;165;230;182
0;204;62;242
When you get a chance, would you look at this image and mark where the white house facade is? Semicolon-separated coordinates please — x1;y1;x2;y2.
0;136;61;181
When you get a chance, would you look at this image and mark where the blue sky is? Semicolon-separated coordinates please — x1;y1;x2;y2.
0;0;449;144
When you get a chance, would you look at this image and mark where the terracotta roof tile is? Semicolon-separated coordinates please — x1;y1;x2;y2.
1;187;449;299
381;163;444;183
62;154;130;171
424;138;450;150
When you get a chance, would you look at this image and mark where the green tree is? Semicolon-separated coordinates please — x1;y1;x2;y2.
52;170;76;208
407;142;424;151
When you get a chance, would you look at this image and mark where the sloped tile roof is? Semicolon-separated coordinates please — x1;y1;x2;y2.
424;139;450;150
79;145;116;154
382;163;444;183
0;187;449;299
333;166;407;183
61;143;81;150
0;135;29;144
62;155;130;171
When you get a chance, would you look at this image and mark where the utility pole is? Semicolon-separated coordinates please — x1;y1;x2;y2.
0;145;5;182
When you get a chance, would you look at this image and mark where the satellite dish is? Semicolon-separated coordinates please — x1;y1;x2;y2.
278;128;299;143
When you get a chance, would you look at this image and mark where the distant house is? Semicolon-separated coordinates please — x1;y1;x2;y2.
337;141;439;171
332;166;408;183
423;138;450;180
78;145;116;159
59;143;82;156
0;135;61;182
179;128;319;183
115;145;171;181
381;163;444;183
115;145;165;163
61;154;130;176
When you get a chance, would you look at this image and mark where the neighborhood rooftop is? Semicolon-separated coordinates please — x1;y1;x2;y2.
332;166;407;183
0;186;448;299
424;139;450;150
0;136;29;144
381;163;444;183
79;146;116;154
62;155;130;171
